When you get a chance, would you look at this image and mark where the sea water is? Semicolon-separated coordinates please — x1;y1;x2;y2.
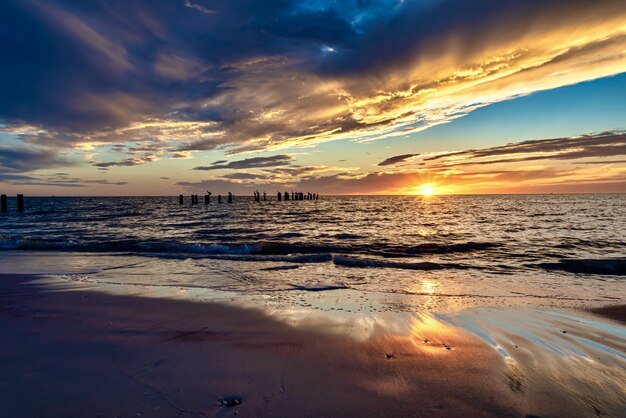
0;194;624;311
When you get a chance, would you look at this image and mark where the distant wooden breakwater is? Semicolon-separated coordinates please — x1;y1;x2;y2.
0;192;320;214
1;194;24;213
181;191;320;205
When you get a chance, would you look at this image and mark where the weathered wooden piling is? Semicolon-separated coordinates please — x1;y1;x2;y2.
263;191;267;201
179;194;184;205
227;192;233;204
277;192;282;202
1;194;7;213
205;194;210;204
218;194;222;204
17;194;24;212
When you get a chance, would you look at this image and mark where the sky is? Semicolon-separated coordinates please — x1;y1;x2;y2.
1;0;626;195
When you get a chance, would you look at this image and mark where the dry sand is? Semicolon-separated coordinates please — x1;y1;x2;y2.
1;273;624;417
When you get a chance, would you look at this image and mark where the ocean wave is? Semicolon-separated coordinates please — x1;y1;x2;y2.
333;255;471;270
378;241;498;257
0;236;498;261
175;253;333;263
0;237;259;255
537;259;626;276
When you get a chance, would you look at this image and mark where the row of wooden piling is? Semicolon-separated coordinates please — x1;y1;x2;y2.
277;192;318;202
1;194;24;213
182;192;233;205
180;191;320;205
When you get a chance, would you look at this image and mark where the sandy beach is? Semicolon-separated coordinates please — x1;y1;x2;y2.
3;0;626;414
1;272;624;418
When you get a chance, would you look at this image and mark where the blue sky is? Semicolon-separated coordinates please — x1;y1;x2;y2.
1;0;626;195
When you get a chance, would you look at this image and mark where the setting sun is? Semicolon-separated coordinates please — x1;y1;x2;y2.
420;185;436;196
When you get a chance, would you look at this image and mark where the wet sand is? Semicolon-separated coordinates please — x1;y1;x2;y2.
1;273;625;417
590;305;626;324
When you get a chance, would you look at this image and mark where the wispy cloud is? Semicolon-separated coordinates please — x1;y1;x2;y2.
92;153;161;168
423;131;626;167
183;0;215;15
378;153;420;166
194;155;293;170
1;171;128;187
0;142;73;173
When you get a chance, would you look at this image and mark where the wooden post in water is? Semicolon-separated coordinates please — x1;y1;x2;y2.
179;194;184;205
227;192;233;204
277;191;282;202
17;194;24;212
1;194;7;213
218;194;222;204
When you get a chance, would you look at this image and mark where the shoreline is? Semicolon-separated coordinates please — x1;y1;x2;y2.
1;273;625;417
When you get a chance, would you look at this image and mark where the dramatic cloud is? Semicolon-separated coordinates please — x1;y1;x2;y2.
194;155;293;170
424;131;626;167
378;153;420;166
1;0;625;158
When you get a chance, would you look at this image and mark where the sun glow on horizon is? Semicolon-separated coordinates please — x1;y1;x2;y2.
419;184;436;196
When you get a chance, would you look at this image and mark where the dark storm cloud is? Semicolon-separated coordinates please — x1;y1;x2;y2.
424;131;626;167
378;153;420;166
194;155;293;170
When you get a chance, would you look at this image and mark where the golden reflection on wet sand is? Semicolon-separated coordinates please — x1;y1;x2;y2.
1;271;624;417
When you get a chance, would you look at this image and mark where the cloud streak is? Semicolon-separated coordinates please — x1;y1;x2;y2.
194;155;293;171
423;131;626;167
378;153;420;166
